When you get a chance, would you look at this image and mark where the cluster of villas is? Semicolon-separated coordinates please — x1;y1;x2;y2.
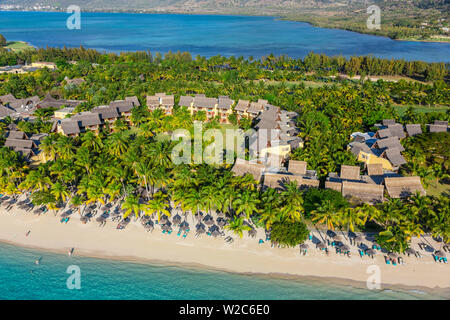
232;158;425;203
348;119;449;171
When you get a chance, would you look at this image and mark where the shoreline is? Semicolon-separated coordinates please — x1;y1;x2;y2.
2;9;449;45
0;200;449;298
1;237;448;299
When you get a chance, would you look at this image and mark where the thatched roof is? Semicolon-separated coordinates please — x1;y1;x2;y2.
72;112;102;127
5;138;35;149
376;128;392;139
7;130;28;140
146;95;161;107
382;148;407;167
342;181;384;203
288;160;307;175
405;124;422;137
217;96;233;110
235;99;250;112
387;124;406;139
429;124;448;133
231;159;265;183
340;165;360;180
110;100;134;113
384;176;425;198
434;120;448;126
325;181;342;192
382;119;396;126
92;106;120;120
194;96;217;108
367;163;383;176
0;104;16;117
60;120;81;135
161;95;174;106
179;95;194;107
125;96;140;107
254;119;280;130
348;141;373;157
247;102;264;115
262;173;303;190
373;137;404;151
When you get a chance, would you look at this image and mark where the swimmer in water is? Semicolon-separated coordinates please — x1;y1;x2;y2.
35;256;42;265
68;248;74;256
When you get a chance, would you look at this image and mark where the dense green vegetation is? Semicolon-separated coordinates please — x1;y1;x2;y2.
0;47;449;251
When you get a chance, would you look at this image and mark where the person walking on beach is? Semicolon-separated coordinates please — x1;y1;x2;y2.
25;230;30;237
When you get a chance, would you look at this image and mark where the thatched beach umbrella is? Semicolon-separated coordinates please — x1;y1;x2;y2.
162;224;172;232
332;235;343;242
327;230;337;238
405;248;416;256
340;244;350;252
196;227;206;234
80;216;89;224
435;250;446;258
159;215;169;225
299;243;309;250
216;217;227;227
354;235;364;243
96;215;106;223
180;221;189;231
196;222;205;231
144;223;154;232
365;249;376;256
316;242;327;249
388;252;398;259
211;230;221;237
203;215;214;226
172;214;182;226
248;229;257;238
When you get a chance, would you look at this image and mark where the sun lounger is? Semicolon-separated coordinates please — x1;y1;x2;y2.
434;255;439;262
182;233;187;238
259;239;264;244
359;250;364;258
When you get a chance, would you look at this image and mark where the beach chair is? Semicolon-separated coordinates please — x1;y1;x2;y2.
433;255;439;262
259;239;264;244
392;260;397;266
359;250;364;258
385;257;390;265
443;258;448;263
177;230;181;236
162;230;166;234
182;233;187;238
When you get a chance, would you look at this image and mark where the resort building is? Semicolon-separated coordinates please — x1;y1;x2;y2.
234;100;250;120
231;158;266;184
35;94;83;109
216;96;234;123
325;165;385;204
405;124;422;137
428;120;449;133
384;176;426;198
3;130;37;159
146;93;175;115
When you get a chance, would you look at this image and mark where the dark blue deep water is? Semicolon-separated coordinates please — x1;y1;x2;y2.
0;11;449;61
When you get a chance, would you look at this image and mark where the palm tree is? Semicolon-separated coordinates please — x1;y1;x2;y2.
122;194;146;219
225;217;252;238
70;195;84;216
146;191;170;221
51;182;70;203
311;200;338;231
233;190;259;219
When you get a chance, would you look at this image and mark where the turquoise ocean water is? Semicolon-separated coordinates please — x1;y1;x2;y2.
0;11;449;62
0;242;446;300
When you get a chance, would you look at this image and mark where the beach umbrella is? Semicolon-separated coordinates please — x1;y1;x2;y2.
216;217;227;227
161;224;172;232
405;248;416;256
434;250;446;258
340;244;350;252
216;211;225;218
248;229;257;238
203;215;214;226
180;221;189;231
332;235;343;242
172;214;182;225
196;227;205;234
196;222;205;230
365;249;376;256
327;230;336;238
60;212;70;218
299;243;309;250
96;215;106;222
354;235;364;242
211;230;221;237
144;224;154;232
80;216;89;224
388;252;398;259
159;216;169;225
316;242;327;249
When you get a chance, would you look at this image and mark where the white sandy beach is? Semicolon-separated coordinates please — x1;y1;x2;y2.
0;201;449;295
